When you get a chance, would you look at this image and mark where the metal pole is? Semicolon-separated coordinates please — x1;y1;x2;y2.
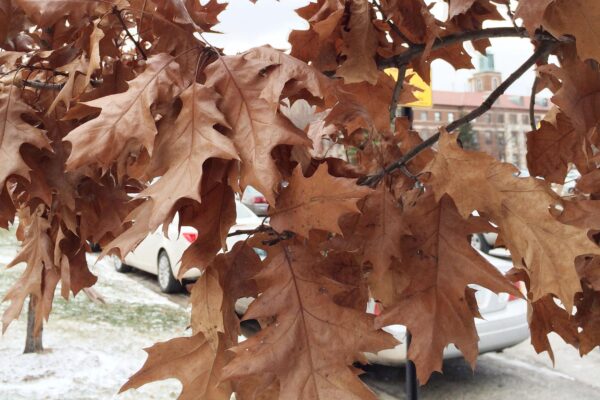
401;105;419;400
405;331;419;400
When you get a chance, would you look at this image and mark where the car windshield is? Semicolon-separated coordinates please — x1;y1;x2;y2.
236;201;257;219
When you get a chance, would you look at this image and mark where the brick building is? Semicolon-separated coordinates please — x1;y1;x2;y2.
412;53;551;169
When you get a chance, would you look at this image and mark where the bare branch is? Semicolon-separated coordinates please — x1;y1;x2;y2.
114;7;147;60
20;77;103;90
529;76;539;131
360;41;558;187
377;27;558;69
227;225;272;237
390;63;408;121
372;0;415;46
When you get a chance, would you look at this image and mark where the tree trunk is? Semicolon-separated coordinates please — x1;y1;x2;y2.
24;294;43;354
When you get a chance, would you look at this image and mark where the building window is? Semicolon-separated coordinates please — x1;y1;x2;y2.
485;131;492;144
511;131;519;140
522;114;529;125
476;79;483;91
484;113;491;123
497;135;505;146
492;77;499;89
497;114;505;123
509;114;517;124
447;112;454;123
419;111;428;120
434;112;441;122
472;131;479;145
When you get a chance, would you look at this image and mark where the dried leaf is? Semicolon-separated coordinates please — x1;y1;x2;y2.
222;242;396;400
0;87;49;189
270;163;372;237
205;46;330;204
121;333;233;400
424;131;600;310
65;53;183;171
376;192;519;382
543;0;600;62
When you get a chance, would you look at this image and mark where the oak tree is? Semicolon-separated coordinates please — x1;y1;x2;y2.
1;0;600;398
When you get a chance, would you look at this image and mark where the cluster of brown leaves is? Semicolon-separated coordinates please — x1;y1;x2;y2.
1;0;600;398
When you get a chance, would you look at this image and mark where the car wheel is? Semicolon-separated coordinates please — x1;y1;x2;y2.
112;255;132;273
471;233;491;253
157;251;182;293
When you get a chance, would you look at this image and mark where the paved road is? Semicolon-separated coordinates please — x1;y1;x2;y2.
120;264;600;400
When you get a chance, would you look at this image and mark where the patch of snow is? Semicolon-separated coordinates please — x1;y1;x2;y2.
85;253;183;309
0;319;183;400
0;247;191;399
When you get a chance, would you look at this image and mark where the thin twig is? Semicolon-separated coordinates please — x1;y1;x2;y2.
377;27;559;69
114;7;147;60
505;3;520;30
18;65;69;76
390;63;408;121
529;76;539;131
227;225;272;237
372;0;414;46
262;231;295;246
20;77;103;90
360;40;558;187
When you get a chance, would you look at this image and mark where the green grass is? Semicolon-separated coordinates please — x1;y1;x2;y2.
0;236;189;333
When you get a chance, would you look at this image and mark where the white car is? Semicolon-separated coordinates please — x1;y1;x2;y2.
241;185;269;216
365;252;529;365
113;201;263;293
470;232;498;253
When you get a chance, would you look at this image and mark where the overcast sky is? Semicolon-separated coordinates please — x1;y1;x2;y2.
203;0;540;96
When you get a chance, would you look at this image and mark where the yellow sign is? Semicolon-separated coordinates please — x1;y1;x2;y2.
384;68;432;108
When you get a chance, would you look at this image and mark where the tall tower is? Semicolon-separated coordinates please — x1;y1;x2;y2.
468;51;502;92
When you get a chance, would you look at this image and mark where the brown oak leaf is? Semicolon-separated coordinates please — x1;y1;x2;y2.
65;53;183;171
424;130;600;311
221;242;397;400
543;0;600;62
526;110;591;184
204;46;330;204
269;163;372;237
0;87;49;190
375;192;519;383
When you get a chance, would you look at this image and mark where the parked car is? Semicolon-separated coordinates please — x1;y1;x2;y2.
470;232;497;253
112;200;263;293
552;168;580;197
241;186;268;216
365;252;528;365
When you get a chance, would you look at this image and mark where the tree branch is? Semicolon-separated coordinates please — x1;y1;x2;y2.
114;7;147;60
390;63;408;121
360;40;557;187
372;0;414;46
227;225;272;237
529;76;539;131
20;77;103;90
377;27;557;69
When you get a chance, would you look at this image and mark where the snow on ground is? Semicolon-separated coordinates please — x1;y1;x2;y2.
0;240;190;400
